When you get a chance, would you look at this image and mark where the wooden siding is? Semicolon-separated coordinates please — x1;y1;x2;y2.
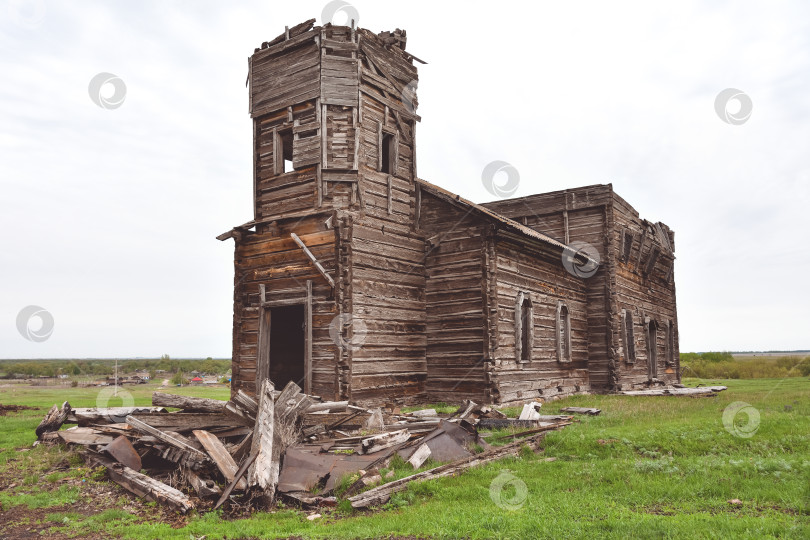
231;216;338;398
489;235;590;404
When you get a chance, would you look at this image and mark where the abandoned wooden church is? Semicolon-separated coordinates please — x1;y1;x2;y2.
217;19;681;405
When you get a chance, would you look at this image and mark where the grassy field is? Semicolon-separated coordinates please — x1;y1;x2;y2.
0;378;807;539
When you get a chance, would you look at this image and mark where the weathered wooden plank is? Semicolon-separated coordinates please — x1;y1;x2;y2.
247;379;277;493
193;430;247;490
151;393;226;413
84;452;194;513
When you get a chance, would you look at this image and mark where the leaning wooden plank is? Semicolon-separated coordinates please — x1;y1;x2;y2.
193;430;246;490
348;433;547;509
126;416;210;467
407;443;431;469
247;379;277;492
291;232;335;287
232;390;259;416
360;429;410;454
224;401;256;426
151;392;226;413
84;452;194;513
36;401;71;438
560;407;601;416
214;452;257;510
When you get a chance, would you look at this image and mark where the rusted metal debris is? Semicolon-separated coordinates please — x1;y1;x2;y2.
33;385;573;513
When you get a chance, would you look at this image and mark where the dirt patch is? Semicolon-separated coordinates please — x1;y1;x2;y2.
0;459;190;538
0;404;38;416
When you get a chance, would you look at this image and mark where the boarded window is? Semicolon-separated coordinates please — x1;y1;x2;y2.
274;128;293;174
622;309;636;363
646;318;659;379
380;132;396;174
665;320;675;366
644;246;660;276
515;292;533;363
621;229;633;262
556;303;572;363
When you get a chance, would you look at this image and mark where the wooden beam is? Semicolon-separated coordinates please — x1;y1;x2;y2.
85;452;194;513
290;232;335;287
150;393;226;413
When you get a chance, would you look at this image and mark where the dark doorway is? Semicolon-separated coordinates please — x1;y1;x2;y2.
267;304;305;390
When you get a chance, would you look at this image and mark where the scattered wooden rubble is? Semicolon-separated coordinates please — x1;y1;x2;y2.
619;385;727;397
33;387;573;513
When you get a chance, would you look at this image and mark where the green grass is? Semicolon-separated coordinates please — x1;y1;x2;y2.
1;379;807;538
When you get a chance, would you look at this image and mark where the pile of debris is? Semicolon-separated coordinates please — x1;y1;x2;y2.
34;381;573;513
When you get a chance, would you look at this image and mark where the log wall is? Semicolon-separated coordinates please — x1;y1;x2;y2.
489;233;591;404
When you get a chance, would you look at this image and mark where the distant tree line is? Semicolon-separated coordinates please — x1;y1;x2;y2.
0;356;230;379
680;352;810;379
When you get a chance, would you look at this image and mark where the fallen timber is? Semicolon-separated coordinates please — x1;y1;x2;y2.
33;387;573;514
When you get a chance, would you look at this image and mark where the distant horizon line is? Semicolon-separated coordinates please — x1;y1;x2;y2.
2;350;810;362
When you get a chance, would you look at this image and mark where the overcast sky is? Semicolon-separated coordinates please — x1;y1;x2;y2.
2;0;809;358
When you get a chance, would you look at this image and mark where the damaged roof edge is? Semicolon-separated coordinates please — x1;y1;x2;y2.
416;178;600;269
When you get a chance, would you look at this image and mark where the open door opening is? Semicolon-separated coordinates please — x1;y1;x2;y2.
267;304;305;390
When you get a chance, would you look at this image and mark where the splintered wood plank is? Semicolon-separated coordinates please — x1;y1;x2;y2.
193;430;246;490
360;429;410;454
36;401;71;438
247;379;277;493
126;416;210;468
